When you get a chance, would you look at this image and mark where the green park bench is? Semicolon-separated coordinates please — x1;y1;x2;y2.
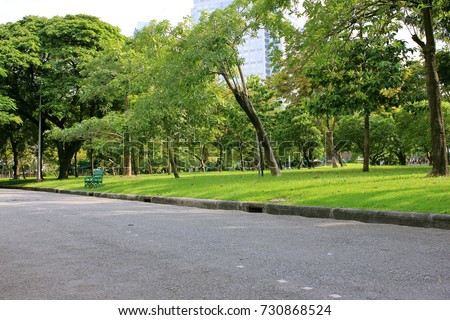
84;169;104;188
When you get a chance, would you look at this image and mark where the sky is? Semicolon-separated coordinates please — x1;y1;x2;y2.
0;0;193;36
0;0;423;53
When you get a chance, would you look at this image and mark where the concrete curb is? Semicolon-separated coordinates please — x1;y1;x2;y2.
1;185;449;230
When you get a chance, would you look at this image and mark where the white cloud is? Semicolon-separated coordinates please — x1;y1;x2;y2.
0;0;193;36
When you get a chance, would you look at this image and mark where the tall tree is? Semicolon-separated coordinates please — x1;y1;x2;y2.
132;20;198;179
0;17;42;178
296;29;410;172
298;0;449;175
183;4;281;176
0;15;125;179
273;104;322;169
437;49;450;101
0;44;22;126
410;0;449;175
81;39;145;176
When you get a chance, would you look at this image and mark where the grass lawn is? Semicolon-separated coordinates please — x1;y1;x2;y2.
1;164;449;214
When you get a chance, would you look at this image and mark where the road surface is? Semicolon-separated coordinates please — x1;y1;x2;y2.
0;189;449;299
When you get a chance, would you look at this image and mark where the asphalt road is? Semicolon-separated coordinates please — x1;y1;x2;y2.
0;189;449;300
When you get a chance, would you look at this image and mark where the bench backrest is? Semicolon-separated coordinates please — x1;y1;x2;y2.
93;169;104;176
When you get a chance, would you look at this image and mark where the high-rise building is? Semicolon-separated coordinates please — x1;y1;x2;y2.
191;0;234;23
135;1;283;78
192;0;280;79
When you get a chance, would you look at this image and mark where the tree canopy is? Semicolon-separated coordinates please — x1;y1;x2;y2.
0;14;125;179
1;0;449;180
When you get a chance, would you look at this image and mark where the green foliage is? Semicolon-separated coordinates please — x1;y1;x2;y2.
437;49;450;100
0;96;21;126
336;101;450;165
132;20;207;137
336;114;399;164
184;6;246;81
303;35;411;116
0;14;125;179
48;112;126;143
247;75;282;130
1;2;447;179
37;15;125;121
393;101;450;156
273;104;322;162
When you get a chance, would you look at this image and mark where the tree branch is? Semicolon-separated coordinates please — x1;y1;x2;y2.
237;64;247;95
411;33;426;49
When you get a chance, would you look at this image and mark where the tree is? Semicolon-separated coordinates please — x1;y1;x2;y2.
132;20;199;179
48;112;127;175
437;49;450;101
301;33;410;172
273;104;322;169
393;101;450;163
295;66;342;169
246;75;284;172
393;103;433;162
336;114;398;165
0;15;125;179
182;4;281;176
0;19;40;179
299;0;449;175
81;38;145;176
410;0;449;175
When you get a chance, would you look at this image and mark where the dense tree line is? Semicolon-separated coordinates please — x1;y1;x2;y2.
1;0;449;179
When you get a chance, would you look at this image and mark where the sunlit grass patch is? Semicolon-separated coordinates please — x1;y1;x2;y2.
1;164;448;214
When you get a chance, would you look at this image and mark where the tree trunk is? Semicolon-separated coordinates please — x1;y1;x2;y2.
309;148;315;168
363;113;370;172
74;152;79;178
326;131;338;168
239;142;245;171
424;11;448;176
200;145;207;172
148;158;153;174
257;133;264;176
123;131;132;176
57;141;82;179
233;91;281;176
10;138;19;180
322;116;338;168
412;1;448;176
122;91;133;176
218;141;223;172
167;142;180;179
89;149;94;175
109;159;116;176
132;150;139;175
58;150;74;180
396;151;407;166
302;149;312;168
166;141;172;175
255;132;264;176
335;150;344;167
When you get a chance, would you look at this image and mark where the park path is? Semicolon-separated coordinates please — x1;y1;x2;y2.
0;189;449;299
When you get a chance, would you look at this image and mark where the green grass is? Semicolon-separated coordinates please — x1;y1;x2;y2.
1;164;449;214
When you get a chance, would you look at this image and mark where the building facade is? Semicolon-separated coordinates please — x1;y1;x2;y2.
192;0;279;79
191;0;234;23
135;0;282;78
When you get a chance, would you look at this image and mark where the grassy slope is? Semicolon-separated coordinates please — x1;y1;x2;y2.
1;165;449;214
